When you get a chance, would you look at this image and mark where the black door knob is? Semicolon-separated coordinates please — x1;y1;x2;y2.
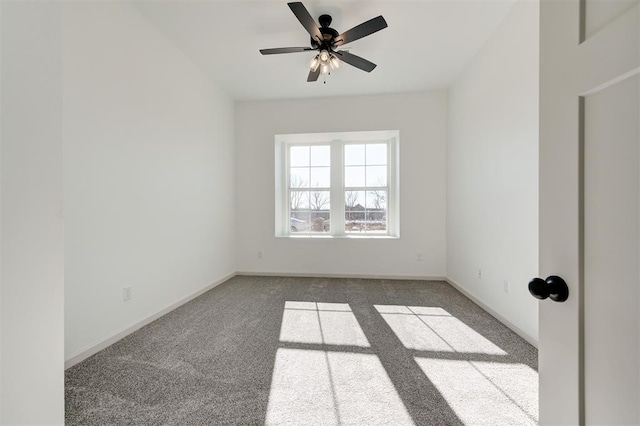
528;275;569;302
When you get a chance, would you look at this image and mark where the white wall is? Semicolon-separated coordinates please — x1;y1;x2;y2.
1;2;65;423
447;0;539;342
63;2;235;360
235;92;447;278
1;0;3;414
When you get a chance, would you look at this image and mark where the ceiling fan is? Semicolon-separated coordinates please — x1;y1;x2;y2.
260;2;388;83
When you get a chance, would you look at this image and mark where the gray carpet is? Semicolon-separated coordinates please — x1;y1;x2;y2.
65;276;538;425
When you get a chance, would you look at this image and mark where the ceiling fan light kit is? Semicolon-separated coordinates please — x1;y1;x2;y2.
260;2;387;83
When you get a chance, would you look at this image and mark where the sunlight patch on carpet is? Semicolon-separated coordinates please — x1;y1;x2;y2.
279;301;370;347
265;348;414;426
375;305;507;355
414;358;538;425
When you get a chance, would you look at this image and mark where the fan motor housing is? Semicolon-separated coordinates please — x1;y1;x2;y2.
311;14;339;49
311;28;339;49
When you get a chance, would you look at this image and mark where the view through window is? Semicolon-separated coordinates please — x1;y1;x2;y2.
289;145;331;233
344;143;388;234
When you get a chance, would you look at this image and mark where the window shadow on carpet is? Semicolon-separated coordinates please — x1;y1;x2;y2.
64;276;538;426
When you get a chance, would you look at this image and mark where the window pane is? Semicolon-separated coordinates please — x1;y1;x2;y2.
290;213;309;233
345;211;366;233
345;190;365;209
310;167;330;188
310;191;330;211
366;165;387;187
367;209;387;222
310;145;330;166
310;209;330;233
345;144;365;166
310;217;330;232
366;144;387;165
367;218;387;232
366;190;387;209
290;146;309;167
345;190;365;234
290;191;309;210
290;167;309;188
321;215;331;232
345;166;365;187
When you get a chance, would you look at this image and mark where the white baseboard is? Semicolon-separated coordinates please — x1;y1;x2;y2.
446;277;538;348
65;272;536;369
64;272;236;369
236;271;447;281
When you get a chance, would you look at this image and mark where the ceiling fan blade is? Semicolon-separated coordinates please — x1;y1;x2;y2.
333;16;388;48
260;47;315;55
335;51;377;72
307;67;320;82
288;2;323;43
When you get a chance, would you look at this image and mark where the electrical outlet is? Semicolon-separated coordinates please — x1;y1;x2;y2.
478;269;482;280
123;287;132;302
257;250;263;259
416;253;423;262
503;280;510;294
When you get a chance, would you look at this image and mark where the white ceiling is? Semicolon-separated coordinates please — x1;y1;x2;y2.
133;0;516;101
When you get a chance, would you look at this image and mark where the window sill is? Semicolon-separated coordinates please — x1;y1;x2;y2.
275;234;399;239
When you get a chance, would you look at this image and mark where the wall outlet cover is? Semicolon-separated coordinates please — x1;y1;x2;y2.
123;287;132;302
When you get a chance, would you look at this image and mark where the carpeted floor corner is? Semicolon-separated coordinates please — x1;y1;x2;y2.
65;276;538;425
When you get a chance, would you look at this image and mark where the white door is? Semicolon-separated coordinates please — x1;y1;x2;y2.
539;1;639;424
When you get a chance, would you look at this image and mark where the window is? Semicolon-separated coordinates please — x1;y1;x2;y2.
275;131;399;237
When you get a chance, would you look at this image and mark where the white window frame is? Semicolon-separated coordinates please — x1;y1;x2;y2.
275;130;399;238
